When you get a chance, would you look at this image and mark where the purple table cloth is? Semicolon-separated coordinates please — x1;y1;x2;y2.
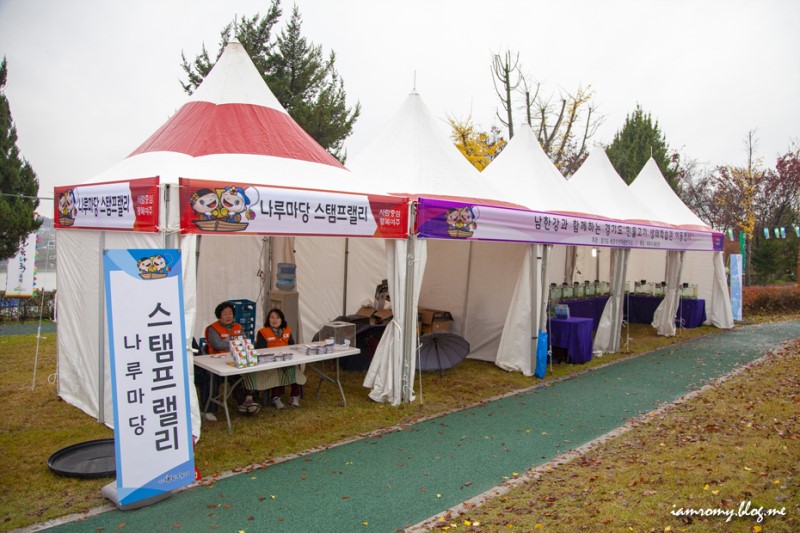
625;295;706;328
561;296;608;329
548;317;593;364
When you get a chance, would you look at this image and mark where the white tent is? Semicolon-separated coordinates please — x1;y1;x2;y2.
568;148;665;353
629;159;733;330
349;92;528;403
55;40;408;436
479;125;597;374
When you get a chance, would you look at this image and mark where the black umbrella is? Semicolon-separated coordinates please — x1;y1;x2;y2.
417;332;470;377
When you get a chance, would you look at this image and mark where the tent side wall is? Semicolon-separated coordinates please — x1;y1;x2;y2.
56;229;162;423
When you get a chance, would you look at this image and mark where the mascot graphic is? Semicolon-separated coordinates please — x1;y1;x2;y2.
137;254;170;280
446;206;479;238
58;189;77;226
190;186;257;232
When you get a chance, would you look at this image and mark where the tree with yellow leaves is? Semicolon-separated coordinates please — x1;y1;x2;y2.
449;116;507;171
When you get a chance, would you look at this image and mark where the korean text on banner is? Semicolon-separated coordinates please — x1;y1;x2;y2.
416;198;723;252
103;249;194;508
55;177;160;232
4;232;38;296
178;178;408;238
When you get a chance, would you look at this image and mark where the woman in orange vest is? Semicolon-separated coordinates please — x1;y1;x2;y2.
250;307;305;409
201;301;254;418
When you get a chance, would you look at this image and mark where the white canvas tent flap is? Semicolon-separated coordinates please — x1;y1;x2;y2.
629;159;733;329
651;250;684;336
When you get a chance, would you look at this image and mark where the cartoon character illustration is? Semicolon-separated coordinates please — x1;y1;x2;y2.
190;185;256;232
218;186;255;223
459;206;478;233
152;255;169;275
137;255;169;279
445;208;461;231
57;189;77;226
137;256;153;276
446;206;479;238
190;188;220;220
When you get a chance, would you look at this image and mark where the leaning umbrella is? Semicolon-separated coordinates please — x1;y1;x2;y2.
417;332;471;377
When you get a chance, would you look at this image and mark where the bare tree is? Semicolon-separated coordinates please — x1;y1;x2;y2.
522;79;603;176
491;51;520;139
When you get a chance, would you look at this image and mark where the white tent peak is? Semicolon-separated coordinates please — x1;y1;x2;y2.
349;92;509;205
481;124;595;216
189;39;287;112
569;147;667;226
630;158;712;231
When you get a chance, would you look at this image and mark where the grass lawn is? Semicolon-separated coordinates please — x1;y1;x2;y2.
0;317;797;531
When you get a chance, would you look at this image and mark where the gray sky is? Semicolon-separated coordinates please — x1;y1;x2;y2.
1;0;798;215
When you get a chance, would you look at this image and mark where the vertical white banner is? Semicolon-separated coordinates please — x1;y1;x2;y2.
4;233;38;296
104;249;194;508
729;254;743;321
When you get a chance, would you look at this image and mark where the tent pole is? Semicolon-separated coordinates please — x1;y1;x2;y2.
342;238;349;317
401;203;418;403
97;231;106;424
540;245;552;372
459;241;474;338
530;244;539;371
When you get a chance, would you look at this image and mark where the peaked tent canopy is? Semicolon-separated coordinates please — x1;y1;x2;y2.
629;158;709;230
349;92;535;404
480;125;594;216
87;39;354;191
569;147;665;226
629;158;733;330
54;40;403;436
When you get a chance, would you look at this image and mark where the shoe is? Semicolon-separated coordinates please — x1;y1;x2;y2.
203;412;217;422
272;397;285;410
289;395;300;408
238;398;260;415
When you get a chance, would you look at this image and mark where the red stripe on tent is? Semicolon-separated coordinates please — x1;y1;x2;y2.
129;101;344;168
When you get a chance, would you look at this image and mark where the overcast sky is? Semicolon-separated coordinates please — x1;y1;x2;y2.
1;0;798;215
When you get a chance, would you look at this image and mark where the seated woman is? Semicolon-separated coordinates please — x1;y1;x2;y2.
203;301;258;416
247;307;306;409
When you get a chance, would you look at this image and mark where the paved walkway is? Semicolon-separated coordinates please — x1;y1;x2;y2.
30;320;800;532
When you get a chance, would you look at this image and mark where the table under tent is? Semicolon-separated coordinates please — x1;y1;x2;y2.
53;40;410;439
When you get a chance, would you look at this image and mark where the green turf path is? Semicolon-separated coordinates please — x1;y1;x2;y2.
43;321;799;532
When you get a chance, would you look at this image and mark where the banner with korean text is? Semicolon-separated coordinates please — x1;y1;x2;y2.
178;178;408;238
54;177;160;232
4;232;38;296
103;249;194;508
417;198;723;252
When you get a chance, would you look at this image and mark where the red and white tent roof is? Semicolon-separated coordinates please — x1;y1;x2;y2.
87;40;355;192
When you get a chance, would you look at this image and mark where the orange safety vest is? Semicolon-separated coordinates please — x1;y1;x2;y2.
205;321;243;354
257;325;292;348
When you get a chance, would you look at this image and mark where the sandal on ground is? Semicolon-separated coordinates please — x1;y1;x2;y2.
238;398;259;414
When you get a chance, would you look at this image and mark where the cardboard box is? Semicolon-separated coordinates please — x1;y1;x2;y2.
372;309;393;324
430;320;452;333
356;305;376;318
418;307;453;325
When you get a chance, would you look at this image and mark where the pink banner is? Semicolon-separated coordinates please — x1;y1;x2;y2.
417;198;723;252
